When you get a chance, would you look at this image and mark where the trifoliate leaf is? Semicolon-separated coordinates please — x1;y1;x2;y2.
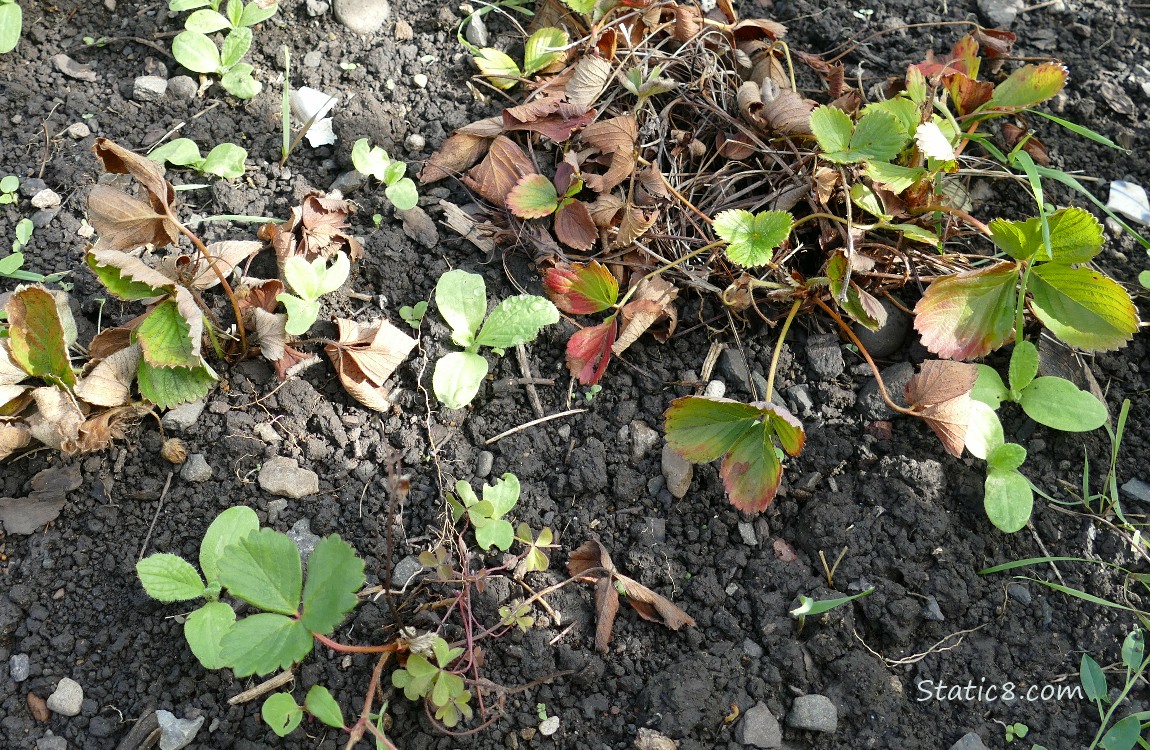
714;209;793;267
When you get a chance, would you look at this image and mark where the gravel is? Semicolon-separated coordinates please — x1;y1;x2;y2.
736;702;782;748
258;457;319;498
786;694;837;733
46;677;83;717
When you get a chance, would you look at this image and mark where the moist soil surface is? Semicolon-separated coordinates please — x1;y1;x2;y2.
2;1;1150;749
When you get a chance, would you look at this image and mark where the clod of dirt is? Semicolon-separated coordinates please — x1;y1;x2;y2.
257;457;319;498
0;464;83;535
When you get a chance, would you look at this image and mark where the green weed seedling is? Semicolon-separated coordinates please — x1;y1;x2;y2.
276;252;350;335
1;219;67;284
432;269;558;409
391;636;472;728
398;300;427;329
0;174;18;203
261;685;345;737
789;587;875;632
448;473;520;551
0;0;20;54
168;0;278;98
351;138;419;211
1081;630;1150;750
149;138;248;180
1005;722;1028;743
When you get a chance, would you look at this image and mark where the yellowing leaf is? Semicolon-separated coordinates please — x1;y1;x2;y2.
914;263;1019;360
474;48;520;89
544;261;619;314
6;287;76;388
523;27;567;77
506;174;559;219
986;62;1068;110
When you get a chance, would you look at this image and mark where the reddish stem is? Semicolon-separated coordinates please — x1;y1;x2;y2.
313;631;399;654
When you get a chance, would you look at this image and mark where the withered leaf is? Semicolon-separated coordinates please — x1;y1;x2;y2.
730;18;787;42
565;55;613;110
0;420;32;461
264;191;363;265
554;199;597;251
672;4;701;41
613;205;658;248
248;308;289;361
87;325;137;361
566;317;617;385
762;83;815;133
464;136;539;206
0;464;83;535
93;138;175;218
88;184;180;251
325;318;417;411
568;539;695;653
613;276;678;355
420;132;495;184
588;193;625;227
0;341;30;406
160;241;262;291
75;344;141;407
52;53;98;82
26;387;85;455
579;115;637;193
74;404;149;454
905;360;979;457
86;246;176;298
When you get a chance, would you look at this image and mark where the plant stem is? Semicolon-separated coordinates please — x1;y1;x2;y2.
313;631;399;654
914;204;992;236
616;240;726;309
175;221;249;358
1087;657;1150;749
764;298;802;401
344;651;398;750
811;296;917;417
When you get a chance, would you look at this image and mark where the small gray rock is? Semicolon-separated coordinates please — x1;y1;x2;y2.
303;50;323;68
391;554;423;588
37;736;68;750
162;398;207;432
1121;478;1150;504
330;170;367;195
333;0;390;34
168;75;197;102
787;694;837;733
306;0;330;15
661;443;693;498
46;677;83;717
474;450;494;478
65;122;91;139
288;519;321;562
133;75;168;102
948;732;990;750
258;457;320;498
10;653;30;682
266;499;288;525
180;454;212;483
720;349;753;392
1007;583;1032;605
742;639;764;659
538;715;560;736
254;423;281;444
922;596;945;622
856;362;914;420
31;189;61;209
785;384;814;417
398;206;438;248
20;178;48;197
31;209;59;228
977;0;1024;28
805;334;844;379
853;299;910;359
704;380;726;398
736;702;782;748
156;710;205;750
630;420;659;462
404;133;426;152
737;521;757;546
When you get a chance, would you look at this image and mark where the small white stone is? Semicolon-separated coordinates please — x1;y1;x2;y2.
539;715;560;736
412;73;428;88
46;677;83;717
65;122;91;139
404;133;426;151
31;189;61;209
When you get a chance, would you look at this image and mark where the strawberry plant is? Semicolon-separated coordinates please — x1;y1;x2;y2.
432;269;558;408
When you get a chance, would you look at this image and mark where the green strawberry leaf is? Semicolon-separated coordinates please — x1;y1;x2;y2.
222;613;313;676
300;534;365;635
714;209;793;267
218;527;302;616
989;207;1103;263
136;297;201;368
985;62;1068;110
1027;263;1140;352
913;262;1019;360
136;359;215;409
199;506;260;586
185;601;236;670
474;47;520;89
5;287;76;387
864;161;925;194
136;553;206;602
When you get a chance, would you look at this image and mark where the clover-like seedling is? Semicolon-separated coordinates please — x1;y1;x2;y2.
0;174;18;203
277;252;350;335
713;208;794;268
169;0;277;98
499;601;534;632
262;684;345;737
149;138;248;179
515;522;553;574
432;269;559;409
392;637;472;728
351;138;419;211
448;473;520;552
399;300;427;329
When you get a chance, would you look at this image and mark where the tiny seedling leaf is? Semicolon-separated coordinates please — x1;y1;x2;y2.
1122;630;1145;673
300;534;365;635
435;269;487;347
507;174;559;218
0;1;22;54
262;692;303;737
984;467;1033;533
1080;653;1107;702
150;138;204;167
714;209;793;267
789;587;874;619
220;26;253;68
987;442;1027;472
218;527;302;616
1027;263;1139;352
964;399;1005;460
1017;377;1107;432
220;63;262;98
136;553;206;602
239;0;278;26
172;30;222;74
277;294;319;336
433;350;488;409
305;685;344;729
1008;340;1039;393
544;261;619;314
221;613;313;676
385;178;419;211
185;601;236;670
185;9;232;33
199;505;260;585
474;295;560;349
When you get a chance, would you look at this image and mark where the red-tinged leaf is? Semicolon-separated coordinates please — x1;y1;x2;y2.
905;360;979;408
973;27;1016;58
985;62;1068;110
766;404;805;456
730;18;787;42
507;174;559;219
1001;123;1050;166
720;424;784;513
554;199;597;251
463;136;538;206
503;99;596;141
913;263;1019;360
566;317;617;385
943;73;994;117
950;34;980;78
545;261;619;314
663;396;764;463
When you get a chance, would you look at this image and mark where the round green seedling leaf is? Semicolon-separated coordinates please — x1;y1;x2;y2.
262;692;303;737
200;143;248;179
219;26;252;68
0;2;22;55
964;400;1004;460
0;175;19;193
283;255;321;299
1018;376;1107;432
386;178;419;211
239;0;278;26
184;601;236;670
136;554;206;602
149;138;204;168
305;685;345;729
277;294;319;336
383;160;407;185
984;467;1033;533
199;505;260;585
184;8;232;33
987;442;1027;472
435;269;488;347
172;30;222;74
220;63;262;99
1122;630;1145;673
169;0;211;10
217;527;302;615
433;350;489;409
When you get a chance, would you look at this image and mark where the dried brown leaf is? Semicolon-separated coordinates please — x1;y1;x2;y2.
0;420;32;461
672;5;701;41
616;573;696;631
613;276;678;354
504;96;597;142
730;18;787;42
75;344;141;407
594;577;620;653
26;387;85;454
190;241;262;290
750;52;790;90
905;360;978;408
613;205;658;248
566;55;612;110
464;136;538;206
554;200;597;251
86;326;137;361
93;138;175;218
87;185;180;251
458;116;506;137
579;116;637;193
588;194;625;227
73;405;148;454
248;309;288;361
235;278;286;315
325;318;418;411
